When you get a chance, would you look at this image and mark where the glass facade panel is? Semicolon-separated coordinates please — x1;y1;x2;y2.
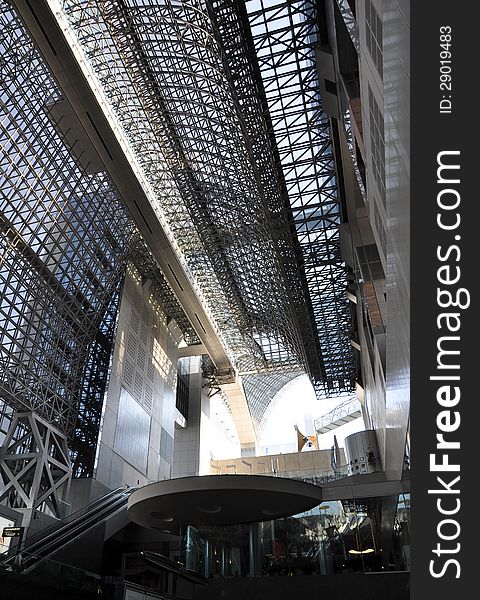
177;495;410;578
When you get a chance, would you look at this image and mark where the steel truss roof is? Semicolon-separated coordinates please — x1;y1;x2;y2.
57;0;357;399
58;0;307;378
1;0;358;447
243;0;357;394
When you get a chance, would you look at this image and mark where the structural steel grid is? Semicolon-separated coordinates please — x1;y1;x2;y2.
0;0;198;489
1;0;359;461
241;0;358;395
55;0;357;419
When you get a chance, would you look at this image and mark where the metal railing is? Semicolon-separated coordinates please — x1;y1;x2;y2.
209;464;350;484
1;486;133;573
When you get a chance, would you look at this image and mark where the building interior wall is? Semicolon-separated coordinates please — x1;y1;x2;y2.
95;266;178;490
356;0;410;477
334;118;387;447
173;357;205;478
383;0;410;478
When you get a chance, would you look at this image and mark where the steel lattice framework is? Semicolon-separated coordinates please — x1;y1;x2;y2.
0;0;359;455
242;370;304;436
58;0;309;379
0;1;200;474
56;0;357;399
0;0;131;439
243;0;357;394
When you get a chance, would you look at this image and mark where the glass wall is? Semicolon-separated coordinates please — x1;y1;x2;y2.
393;493;410;570
176;494;410;577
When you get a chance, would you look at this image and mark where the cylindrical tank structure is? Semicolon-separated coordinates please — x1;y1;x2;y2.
344;430;381;475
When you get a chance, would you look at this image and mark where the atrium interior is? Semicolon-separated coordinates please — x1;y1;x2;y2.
0;1;410;598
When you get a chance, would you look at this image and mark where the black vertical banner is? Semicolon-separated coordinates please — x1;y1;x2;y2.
411;3;475;598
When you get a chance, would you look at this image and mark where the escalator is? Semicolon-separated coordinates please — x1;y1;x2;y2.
2;486;133;574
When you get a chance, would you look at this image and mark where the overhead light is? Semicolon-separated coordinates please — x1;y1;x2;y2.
348;548;374;555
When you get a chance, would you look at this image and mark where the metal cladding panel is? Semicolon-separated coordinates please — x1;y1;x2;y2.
114;387;151;474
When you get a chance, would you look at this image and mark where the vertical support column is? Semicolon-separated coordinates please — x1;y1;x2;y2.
204;538;211;578
270;519;276;558
317;521;327;575
185;525;195;571
220;543;226;577
248;522;260;577
0;412;72;527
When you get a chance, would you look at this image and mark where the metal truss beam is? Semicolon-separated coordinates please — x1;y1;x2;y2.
0;412;71;523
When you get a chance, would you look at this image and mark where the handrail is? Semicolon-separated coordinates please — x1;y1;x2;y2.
0;546;103;594
25;491;129;556
23;486;128;549
21;492;131;573
1;487;133;574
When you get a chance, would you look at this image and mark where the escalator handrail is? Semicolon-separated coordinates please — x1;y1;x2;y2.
20;492;131;572
31;493;128;552
23;486;129;550
24;489;131;555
